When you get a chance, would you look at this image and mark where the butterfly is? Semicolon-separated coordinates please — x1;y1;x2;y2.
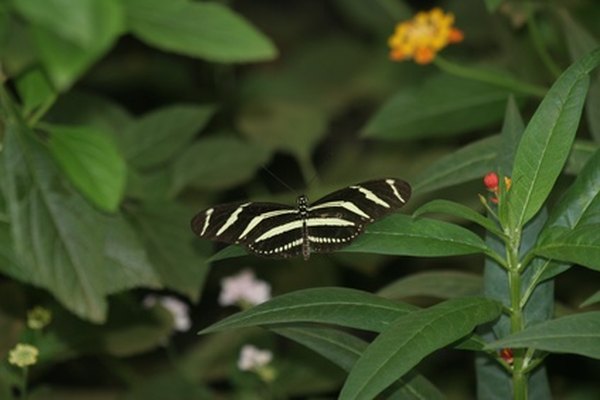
191;178;411;260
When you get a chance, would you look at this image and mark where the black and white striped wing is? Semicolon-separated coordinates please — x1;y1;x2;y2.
306;178;411;253
191;201;303;258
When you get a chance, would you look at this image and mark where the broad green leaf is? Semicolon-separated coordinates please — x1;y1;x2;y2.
580;290;600;307
485;312;600;360
200;288;417;335
15;68;56;116
28;0;124;90
123;104;215;170
123;0;277;62
47;124;126;212
13;0;112;47
127;202;210;302
559;11;600;141
542;149;600;231
535;224;600;272
339;297;503;400
363;74;511;140
413;199;503;237
170;136;271;195
508;48;600;229
413;135;499;194
0;90;154;322
273;326;445;400
342;214;492;258
208;244;248;262
377;270;483;300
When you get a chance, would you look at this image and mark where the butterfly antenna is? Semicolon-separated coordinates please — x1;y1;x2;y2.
261;165;298;195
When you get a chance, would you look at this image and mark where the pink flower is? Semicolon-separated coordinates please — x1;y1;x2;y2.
143;295;191;332
219;269;271;307
238;344;273;371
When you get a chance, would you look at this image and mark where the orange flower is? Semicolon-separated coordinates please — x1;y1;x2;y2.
388;8;464;64
483;172;512;204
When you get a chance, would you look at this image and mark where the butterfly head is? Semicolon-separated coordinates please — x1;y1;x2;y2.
297;195;309;215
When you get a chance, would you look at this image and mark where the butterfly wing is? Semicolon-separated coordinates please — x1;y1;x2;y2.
307;178;411;253
191;201;302;258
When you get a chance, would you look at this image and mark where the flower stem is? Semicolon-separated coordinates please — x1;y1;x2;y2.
433;56;547;98
21;367;29;400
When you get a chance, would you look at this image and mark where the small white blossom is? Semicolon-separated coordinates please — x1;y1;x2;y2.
219;269;271;307
143;295;191;332
237;344;273;371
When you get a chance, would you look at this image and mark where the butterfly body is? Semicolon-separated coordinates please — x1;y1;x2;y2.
191;178;411;260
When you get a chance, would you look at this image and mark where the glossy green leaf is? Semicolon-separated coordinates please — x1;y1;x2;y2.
339;297;503;400
485;312;600;359
377;270;483;300
170;136;271;195
497;96;524;176
127;202;210;301
413;135;499;195
200;288;417;335
565;140;599;175
15;68;55;116
124;0;277;62
363;74;511;140
342;214;492;258
47;125;126;212
535;224;600;272
508;48;600;229
273;326;445;400
123;104;215;170
413;199;503;237
28;0;124;90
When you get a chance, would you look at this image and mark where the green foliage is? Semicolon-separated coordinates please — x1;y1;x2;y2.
0;0;599;398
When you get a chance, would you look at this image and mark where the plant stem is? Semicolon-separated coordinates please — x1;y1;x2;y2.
21;367;28;400
506;229;528;400
433;56;548;98
526;6;561;79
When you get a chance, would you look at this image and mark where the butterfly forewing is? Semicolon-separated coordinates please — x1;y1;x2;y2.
191;178;411;259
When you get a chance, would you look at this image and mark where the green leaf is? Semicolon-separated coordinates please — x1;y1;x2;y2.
534;224;600;272
508;48;600;229
127;202;210;302
580;290;600;308
413;199;503;237
342;214;492;258
413;135;499;195
47;124;126;212
497;96;525;176
485;312;600;360
339;297;503;400
170;136;271;195
122;104;215;170
200;287;417;335
15;68;56;116
0;90;154;322
123;0;277;62
542;149;600;231
27;0;124;90
377;270;483;300
559;11;600;142
273;326;445;400
565;140;599;175
484;0;503;12
363;74;511;140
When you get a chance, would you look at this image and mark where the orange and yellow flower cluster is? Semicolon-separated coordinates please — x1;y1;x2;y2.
388;8;464;65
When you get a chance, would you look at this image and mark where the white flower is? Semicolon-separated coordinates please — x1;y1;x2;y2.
237;344;273;371
143;295;191;332
219;269;271;307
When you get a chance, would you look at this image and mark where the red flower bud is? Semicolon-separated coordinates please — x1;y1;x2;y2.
483;172;499;190
500;348;514;365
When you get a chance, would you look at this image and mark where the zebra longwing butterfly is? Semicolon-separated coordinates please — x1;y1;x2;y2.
191;178;411;260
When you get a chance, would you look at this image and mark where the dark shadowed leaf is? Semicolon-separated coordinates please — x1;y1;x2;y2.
378;270;483;300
